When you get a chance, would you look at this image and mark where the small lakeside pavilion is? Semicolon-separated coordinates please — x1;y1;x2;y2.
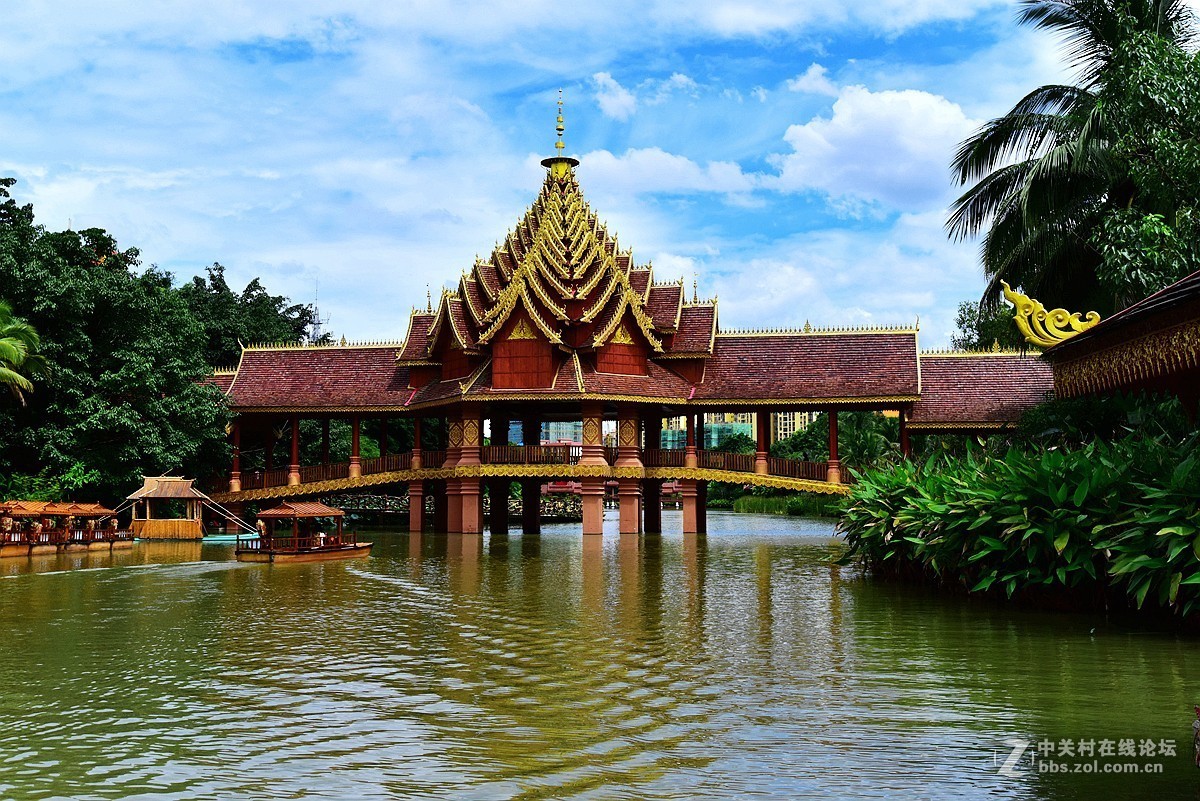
126;478;206;540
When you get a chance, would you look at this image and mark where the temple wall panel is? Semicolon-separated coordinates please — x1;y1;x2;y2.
443;348;474;380
597;341;648;376
494;338;555;388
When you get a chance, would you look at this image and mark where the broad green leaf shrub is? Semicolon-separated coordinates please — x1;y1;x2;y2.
838;433;1200;616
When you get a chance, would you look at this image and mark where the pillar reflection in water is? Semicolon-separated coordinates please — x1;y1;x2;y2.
446;533;483;598
617;532;641;640
581;534;605;621
755;543;774;656
681;532;706;650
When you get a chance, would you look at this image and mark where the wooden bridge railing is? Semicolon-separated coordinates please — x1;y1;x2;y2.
698;451;757;473
361;453;412;476
422;449;447;468
481;445;580;465
299;462;350;483
767;457;828;481
642;448;685;467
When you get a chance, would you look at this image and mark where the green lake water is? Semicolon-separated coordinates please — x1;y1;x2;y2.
1;510;1198;800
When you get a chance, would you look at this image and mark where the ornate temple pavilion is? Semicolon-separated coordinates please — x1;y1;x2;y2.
208;106;1056;535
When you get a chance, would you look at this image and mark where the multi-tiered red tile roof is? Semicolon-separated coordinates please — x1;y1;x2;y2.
213;150;1055;424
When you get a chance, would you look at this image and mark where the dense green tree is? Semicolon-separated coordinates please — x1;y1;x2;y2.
177;263;322;367
0;179;229;501
712;432;755;454
947;0;1196;313
770;411;899;470
1089;30;1200;304
949;299;1028;351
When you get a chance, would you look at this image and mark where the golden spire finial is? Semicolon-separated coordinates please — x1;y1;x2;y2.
692;276;698;303
426;285;432;313
555;88;565;153
541;88;580;178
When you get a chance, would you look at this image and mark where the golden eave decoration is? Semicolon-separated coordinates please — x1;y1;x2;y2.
1001;281;1101;348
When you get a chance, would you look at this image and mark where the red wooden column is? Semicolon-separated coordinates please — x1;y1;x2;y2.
228;419;242;492
521;415;541;536
899;407;912;459
615;406;642;535
827;410;841;484
684;413;698;468
458;408;484;535
641;412;662;534
349;416;362;478
320;419;330;465
681;479;699;535
408;417;425;533
580;401;606;536
681;412;700;534
287;414;301;486
408;480;425;533
754;411;770;475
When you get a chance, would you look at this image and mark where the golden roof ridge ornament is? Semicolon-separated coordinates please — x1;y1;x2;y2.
1001;281;1101;348
540;89;580;179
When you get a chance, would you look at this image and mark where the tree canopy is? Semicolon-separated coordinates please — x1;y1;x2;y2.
947;0;1198;314
0;179;318;502
177;263;322;367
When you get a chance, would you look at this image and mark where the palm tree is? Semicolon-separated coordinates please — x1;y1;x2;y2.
0;300;45;404
946;0;1196;313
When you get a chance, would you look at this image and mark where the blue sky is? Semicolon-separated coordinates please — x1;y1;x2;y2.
0;1;1110;345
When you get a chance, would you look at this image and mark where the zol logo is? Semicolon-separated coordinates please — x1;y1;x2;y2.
998;738;1030;778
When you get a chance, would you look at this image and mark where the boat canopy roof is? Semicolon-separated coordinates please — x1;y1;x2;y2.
1;501;116;518
257;501;345;520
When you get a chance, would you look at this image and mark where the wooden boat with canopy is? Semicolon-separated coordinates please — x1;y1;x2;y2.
0;501;132;557
235;501;371;563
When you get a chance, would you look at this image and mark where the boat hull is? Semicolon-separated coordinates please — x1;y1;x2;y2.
236;543;373;563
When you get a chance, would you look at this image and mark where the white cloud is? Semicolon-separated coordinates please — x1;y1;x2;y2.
770;85;977;211
785;64;838;96
707;210;983;345
674;0;1007;37
644;73;700;105
580;148;757;196
0;0;1045;345
592;72;637;120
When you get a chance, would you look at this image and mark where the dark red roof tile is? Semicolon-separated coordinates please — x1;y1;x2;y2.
582;359;693;398
461;279;487;326
629;268;651;297
695;333;919;400
647;284;683;331
909;354;1054;427
204;372;236;394
228;346;412;409
668;305;716;354
398;313;435;362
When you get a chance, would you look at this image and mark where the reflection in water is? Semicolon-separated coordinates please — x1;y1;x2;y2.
0;510;1197;800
